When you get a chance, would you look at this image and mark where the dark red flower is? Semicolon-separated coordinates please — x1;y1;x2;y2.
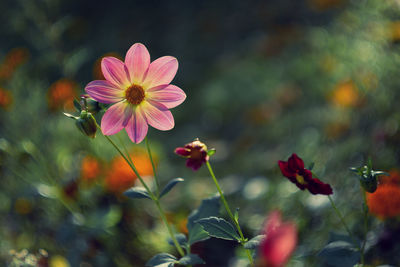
175;139;209;171
278;153;333;195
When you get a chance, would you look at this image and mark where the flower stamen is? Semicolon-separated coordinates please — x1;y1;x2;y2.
125;84;145;105
295;174;308;185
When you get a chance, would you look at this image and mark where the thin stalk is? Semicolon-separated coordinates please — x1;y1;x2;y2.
145;137;160;196
328;195;360;249
205;161;254;266
97;126;185;257
360;189;369;265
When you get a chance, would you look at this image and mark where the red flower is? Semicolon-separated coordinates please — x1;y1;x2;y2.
259;211;297;267
175;139;209;171
278;154;332;195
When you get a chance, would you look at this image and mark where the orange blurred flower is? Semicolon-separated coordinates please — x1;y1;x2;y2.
308;0;344;11
367;184;400;219
0;47;29;80
105;149;154;194
47;79;78;111
0;88;12;109
92;52;122;80
379;169;400;185
330;80;360;108
80;156;102;182
390;21;400;42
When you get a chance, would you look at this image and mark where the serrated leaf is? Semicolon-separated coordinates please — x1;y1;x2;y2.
196;217;241;241
187;195;221;245
167;233;187;248
124;187;152;199
318;241;360;267
244;235;266;249
160;178;184;198
146;253;177;267
178;254;205;265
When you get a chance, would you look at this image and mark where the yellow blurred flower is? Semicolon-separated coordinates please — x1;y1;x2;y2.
47;79;78;111
49;255;70;267
330;80;360;108
390;21;400;42
105;148;154;194
0;87;12;109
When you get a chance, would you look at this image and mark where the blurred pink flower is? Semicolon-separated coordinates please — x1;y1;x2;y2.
85;43;186;143
259;211;297;267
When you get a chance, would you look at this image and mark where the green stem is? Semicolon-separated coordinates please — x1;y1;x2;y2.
145;137;160;196
205;161;254;266
360;189;369;265
98;127;185;257
328;195;359;249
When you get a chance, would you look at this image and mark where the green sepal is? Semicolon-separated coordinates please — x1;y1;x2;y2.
124;187;152;199
73;99;82;112
167;233;187;248
178;254;205;265
207;148;216;156
244;235;266;249
63;112;78;120
159;178;184;199
196;216;241;242
146;253;177;267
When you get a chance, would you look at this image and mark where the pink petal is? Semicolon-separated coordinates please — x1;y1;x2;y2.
85;80;124;104
142;56;178;88
125;107;148;144
125;43;150;84
101;57;131;88
146;84;186;108
101;102;132;135
141;100;174;131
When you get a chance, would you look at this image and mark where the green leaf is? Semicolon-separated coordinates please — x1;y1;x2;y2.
244;235;266;249
187;195;221;245
103;206;122;228
196;217;241;241
308;162;315;170
318;241;360;267
167;233;187;248
124;187;152;199
178;254;205;265
159;178;184;198
146;253;177;267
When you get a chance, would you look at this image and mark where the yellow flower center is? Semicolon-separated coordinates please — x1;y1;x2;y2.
295;174;308;185
125;84;145;105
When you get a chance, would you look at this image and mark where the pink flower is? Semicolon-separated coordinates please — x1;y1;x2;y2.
175;139;209;171
259;211;297;267
85;43;186;143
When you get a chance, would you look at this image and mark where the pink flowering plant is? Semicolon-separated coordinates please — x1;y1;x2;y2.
62;42;394;267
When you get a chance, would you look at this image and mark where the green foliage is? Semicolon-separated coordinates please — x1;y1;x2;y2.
177;254;205;265
124;187;152;199
187;195;221;245
318;241;360;267
196;217;241;241
159;178;184;199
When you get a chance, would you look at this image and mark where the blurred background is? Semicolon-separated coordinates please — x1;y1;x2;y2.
1;0;400;266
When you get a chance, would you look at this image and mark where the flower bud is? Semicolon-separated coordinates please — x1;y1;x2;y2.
350;159;388;193
175;138;210;171
75;110;97;138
